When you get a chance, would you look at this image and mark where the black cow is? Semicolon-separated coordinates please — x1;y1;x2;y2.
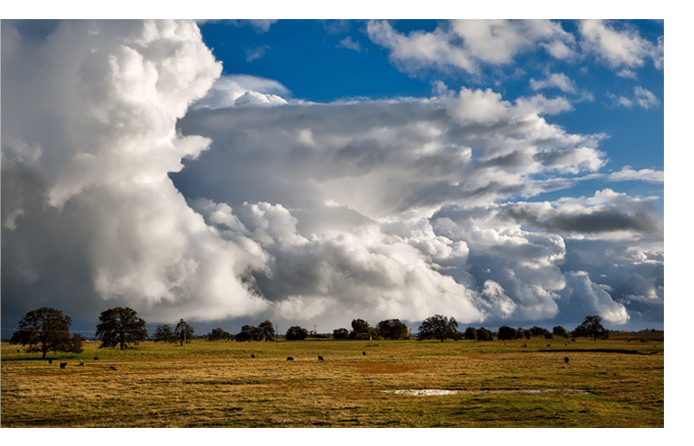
59;362;67;369
564;357;570;364
318;356;324;361
286;357;294;361
48;359;53;365
110;366;117;371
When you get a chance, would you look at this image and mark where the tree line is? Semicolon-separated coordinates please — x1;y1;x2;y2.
9;306;612;358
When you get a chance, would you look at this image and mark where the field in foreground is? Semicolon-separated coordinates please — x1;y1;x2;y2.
1;335;663;427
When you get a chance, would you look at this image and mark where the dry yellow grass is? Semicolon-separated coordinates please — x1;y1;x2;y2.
1;336;663;427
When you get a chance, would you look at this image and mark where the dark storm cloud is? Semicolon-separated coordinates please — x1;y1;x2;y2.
500;196;663;236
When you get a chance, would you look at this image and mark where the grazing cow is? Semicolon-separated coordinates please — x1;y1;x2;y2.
94;357;100;361
48;359;53;365
286;357;294;361
110;366;117;371
564;357;570;364
547;344;551;347
362;352;366;356
521;344;527;348
59;362;67;369
251;354;255;358
78;362;84;366
318;356;324;361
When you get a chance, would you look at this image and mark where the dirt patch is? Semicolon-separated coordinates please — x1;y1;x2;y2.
342;362;426;374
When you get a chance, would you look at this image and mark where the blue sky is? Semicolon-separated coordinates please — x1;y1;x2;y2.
196;19;664;213
2;18;666;340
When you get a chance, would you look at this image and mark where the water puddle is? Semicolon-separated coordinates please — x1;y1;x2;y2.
382;389;588;396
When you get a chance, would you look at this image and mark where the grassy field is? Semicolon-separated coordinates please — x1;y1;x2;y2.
1;335;664;427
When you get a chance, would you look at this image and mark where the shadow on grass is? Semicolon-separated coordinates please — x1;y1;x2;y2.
537;348;660;355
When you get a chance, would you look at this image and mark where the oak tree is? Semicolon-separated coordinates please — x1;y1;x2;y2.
207;327;232;341
332;328;349;340
497;325;517;340
153;324;175;342
10;307;77;358
256;320;276;341
417;315;458;342
376;319;410;340
349;319;371;339
573;315;609;340
175;319;195;346
235;325;257;342
95;307;147;350
285;326;309;340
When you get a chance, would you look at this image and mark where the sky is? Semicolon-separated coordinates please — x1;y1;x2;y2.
1;17;668;339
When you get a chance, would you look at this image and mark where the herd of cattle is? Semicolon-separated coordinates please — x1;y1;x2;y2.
44;348;570;369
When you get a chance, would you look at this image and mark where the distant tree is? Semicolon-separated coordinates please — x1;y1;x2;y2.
528;326;551;338
256;320;275;341
95;307;148;350
286;326;309;341
572;315;609;341
376;319;410;340
464;327;477;340
10;307;77;358
516;328;526;339
417;315;458;342
544;332;554;340
349;319;371;339
552;326;568;338
497;326;517;340
235;325;256;342
153;324;175;343
476;327;492;341
332;328;349;340
208;327;231;341
174;319;195;346
71;333;84;354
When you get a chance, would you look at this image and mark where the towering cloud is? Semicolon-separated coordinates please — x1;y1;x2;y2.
2;20;269;324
